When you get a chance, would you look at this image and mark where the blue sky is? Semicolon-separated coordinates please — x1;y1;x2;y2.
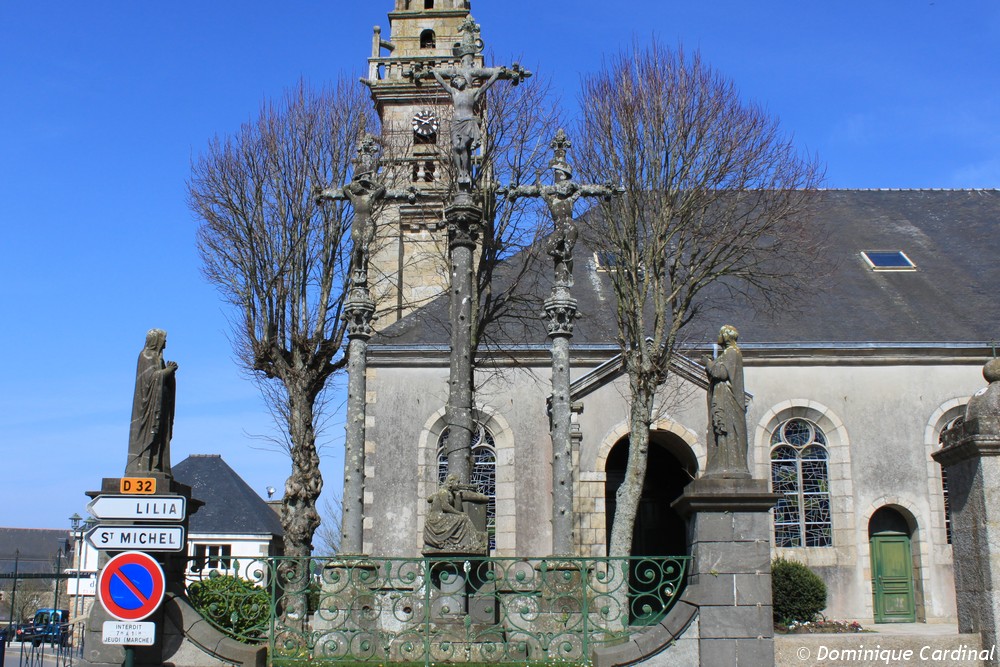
1;0;997;531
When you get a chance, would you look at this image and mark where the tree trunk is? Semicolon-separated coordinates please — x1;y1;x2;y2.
280;377;322;621
607;371;655;559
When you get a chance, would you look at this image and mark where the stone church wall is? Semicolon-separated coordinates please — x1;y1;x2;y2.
366;351;981;623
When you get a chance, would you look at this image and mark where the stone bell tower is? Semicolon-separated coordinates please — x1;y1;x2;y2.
364;0;477;323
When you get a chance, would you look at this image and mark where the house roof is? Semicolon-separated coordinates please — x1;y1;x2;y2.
375;190;1000;351
172;455;283;538
0;528;73;575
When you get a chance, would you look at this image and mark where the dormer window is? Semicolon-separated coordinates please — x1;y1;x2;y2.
861;250;917;271
420;30;436;49
595;251;618;271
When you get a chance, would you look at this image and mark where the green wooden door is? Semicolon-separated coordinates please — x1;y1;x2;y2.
871;534;916;623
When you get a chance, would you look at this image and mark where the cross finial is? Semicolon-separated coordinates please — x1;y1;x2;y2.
454;16;484;60
352;133;381;180
550;129;573;181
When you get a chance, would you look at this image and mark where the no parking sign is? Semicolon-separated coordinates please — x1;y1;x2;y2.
97;552;166;622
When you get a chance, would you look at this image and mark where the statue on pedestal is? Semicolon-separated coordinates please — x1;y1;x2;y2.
701;325;751;479
126;328;178;475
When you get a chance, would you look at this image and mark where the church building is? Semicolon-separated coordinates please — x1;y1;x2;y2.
356;0;999;626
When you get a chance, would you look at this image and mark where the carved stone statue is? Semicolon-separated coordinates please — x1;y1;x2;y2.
126;328;178;475
423;473;489;554
314;134;416;283
414;17;530;189
504;130;620;286
701;325;751;479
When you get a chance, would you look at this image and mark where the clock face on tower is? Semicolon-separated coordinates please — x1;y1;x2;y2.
412;110;439;137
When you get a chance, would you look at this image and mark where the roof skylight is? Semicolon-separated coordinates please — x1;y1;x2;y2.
861;251;916;271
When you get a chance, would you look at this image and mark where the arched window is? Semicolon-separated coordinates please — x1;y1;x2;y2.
420;29;436;49
771;418;832;547
438;423;496;550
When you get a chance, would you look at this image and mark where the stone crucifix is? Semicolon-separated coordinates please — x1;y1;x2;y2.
505;129;622;289
315;134;417;288
504;129;622;555
412;17;530;191
314;133;417;555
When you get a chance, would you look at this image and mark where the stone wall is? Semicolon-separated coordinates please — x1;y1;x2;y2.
366;349;982;622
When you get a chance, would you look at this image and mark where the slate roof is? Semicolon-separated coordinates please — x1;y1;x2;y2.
0;528;73;575
375;190;1000;350
172;455;283;538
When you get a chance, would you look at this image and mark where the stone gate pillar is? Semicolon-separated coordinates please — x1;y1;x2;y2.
933;358;1000;652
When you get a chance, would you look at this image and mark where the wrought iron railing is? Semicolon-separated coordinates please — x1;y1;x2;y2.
184;555;689;666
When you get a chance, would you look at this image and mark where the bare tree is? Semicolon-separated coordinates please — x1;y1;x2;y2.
3;579;51;623
189;77;375;567
575;43;823;560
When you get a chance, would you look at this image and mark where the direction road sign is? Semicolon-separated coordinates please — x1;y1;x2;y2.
98;552;166;622
86;525;185;552
87;495;186;521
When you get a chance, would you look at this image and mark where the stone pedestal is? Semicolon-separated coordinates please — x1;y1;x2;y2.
672;477;779;667
933;358;1000;654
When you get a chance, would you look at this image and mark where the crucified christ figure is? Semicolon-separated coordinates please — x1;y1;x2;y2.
430;68;503;187
413;17;530;190
314;134;417;284
504;129;621;286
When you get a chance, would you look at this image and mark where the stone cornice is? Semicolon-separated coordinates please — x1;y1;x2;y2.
933;437;1000;467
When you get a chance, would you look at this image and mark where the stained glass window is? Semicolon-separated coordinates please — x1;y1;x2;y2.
770;418;832;548
438;424;497;551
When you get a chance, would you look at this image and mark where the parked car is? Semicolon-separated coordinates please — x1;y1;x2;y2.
12;622;31;642
18;609;71;647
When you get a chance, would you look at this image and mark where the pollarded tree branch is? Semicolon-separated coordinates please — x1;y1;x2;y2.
575;42;825;561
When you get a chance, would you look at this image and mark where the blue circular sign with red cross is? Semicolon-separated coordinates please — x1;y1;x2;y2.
98;551;166;621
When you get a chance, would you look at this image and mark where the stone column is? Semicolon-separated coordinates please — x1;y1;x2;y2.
933;358;1000;652
443;193;482;487
673;478;780;667
546;287;577;555
340;279;375;555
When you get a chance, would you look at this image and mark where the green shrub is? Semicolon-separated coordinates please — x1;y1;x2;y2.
187;574;270;643
771;558;827;623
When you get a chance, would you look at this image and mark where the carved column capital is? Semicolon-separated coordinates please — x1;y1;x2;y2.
446;197;483;250
544;294;578;338
344;287;376;340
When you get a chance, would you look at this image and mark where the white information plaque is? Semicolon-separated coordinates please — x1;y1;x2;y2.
102;621;156;646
